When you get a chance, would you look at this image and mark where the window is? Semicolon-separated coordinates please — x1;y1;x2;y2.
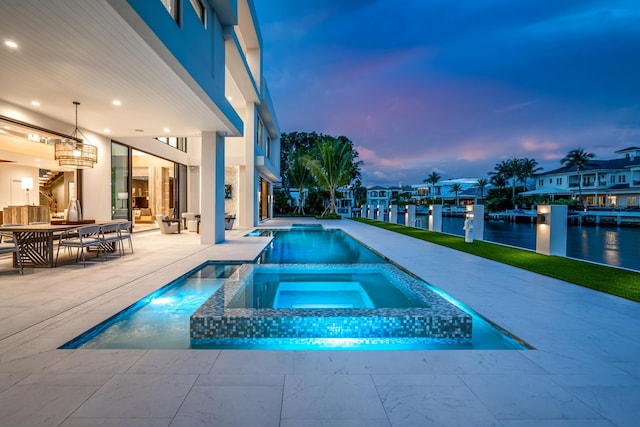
188;0;205;25
549;179;552;184
556;178;562;185
619;175;626;183
257;118;264;150
538;179;543;186
155;136;187;153
610;175;616;183
160;0;179;22
265;135;271;159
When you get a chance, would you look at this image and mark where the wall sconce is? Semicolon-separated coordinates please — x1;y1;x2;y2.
21;177;33;205
537;213;547;224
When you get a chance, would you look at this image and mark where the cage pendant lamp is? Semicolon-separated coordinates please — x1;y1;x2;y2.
54;101;98;169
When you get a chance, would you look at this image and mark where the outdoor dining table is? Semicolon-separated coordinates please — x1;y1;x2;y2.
1;223;79;268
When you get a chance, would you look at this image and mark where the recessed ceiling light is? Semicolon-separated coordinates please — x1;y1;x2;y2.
31;101;40;106
104;128;111;133
134;129;144;132
163;128;170;133
227;96;232;101
5;40;18;49
112;100;121;106
3;125;10;129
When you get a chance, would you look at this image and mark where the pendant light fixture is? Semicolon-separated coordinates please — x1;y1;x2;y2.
54;101;98;169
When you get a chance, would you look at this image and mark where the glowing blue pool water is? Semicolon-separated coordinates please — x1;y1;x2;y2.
258;228;386;264
62;228;529;350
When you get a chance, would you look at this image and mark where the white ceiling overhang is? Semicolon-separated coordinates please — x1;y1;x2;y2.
0;0;238;139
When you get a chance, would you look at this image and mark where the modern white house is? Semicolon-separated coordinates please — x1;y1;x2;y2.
411;178;487;205
365;185;411;207
0;0;280;244
530;147;640;208
336;185;357;216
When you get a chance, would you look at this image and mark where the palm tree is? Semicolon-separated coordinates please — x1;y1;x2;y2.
518;158;542;190
423;171;441;205
449;183;463;206
474;178;489;203
287;154;314;215
490;158;522;201
306;137;356;214
561;148;596;205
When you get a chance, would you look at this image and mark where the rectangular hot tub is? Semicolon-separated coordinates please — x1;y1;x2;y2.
190;264;472;342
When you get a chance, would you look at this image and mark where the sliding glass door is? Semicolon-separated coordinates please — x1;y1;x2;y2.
111;142;130;221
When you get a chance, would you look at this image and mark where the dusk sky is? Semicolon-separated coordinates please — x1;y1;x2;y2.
253;0;640;186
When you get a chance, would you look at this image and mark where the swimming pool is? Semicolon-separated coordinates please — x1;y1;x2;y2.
61;227;529;350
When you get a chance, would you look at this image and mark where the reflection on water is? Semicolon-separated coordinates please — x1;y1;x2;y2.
411;215;640;271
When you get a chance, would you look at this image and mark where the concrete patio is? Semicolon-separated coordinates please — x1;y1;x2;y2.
1;218;639;426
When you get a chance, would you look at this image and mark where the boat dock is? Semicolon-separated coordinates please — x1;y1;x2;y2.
578;210;640;225
488;209;537;223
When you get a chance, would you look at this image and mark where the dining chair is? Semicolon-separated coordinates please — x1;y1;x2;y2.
0;231;23;274
55;224;103;267
100;222;123;257
118;221;134;255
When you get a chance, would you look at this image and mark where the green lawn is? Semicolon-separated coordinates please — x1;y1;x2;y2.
353;218;640;302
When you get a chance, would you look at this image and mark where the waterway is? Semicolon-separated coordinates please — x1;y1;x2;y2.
411;215;640;272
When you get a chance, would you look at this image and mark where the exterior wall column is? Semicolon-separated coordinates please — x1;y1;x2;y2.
388;205;398;224
268;181;274;219
536;204;567;256
240;103;257;227
200;131;225;244
470;204;485;241
429;204;442;232
405;204;416;227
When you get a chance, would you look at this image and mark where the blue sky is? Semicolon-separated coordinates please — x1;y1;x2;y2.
253;0;640;186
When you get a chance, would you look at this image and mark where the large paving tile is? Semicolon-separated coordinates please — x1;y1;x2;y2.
282;374;387;421
520;347;632;376
0;349;71;372
377;384;500;426
127;349;218;374
0;384;98;427
460;374;603;420
45;349;146;374
371;373;464;387
564;385;640;427
18;372;113;386
293;350;545;375
60;418;172;427
499;420;615;427
171;384;282;427
280;420;390;427
0;372;28;393
196;373;284;386
72;373;197;418
211;350;293;375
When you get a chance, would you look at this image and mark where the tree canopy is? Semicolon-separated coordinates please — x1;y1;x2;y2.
275;132;362;216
